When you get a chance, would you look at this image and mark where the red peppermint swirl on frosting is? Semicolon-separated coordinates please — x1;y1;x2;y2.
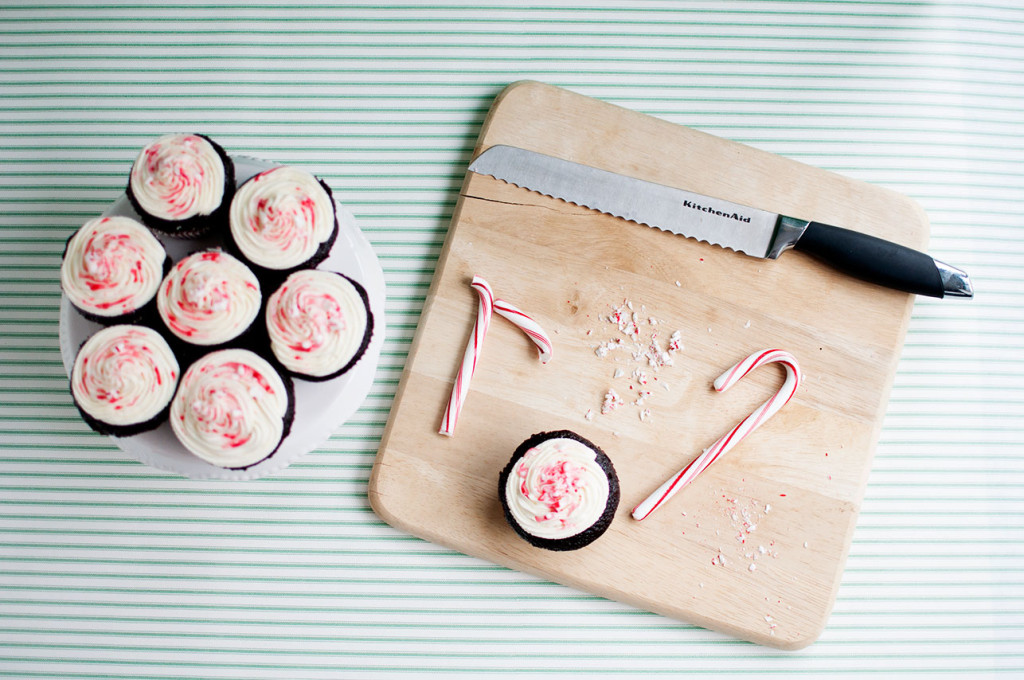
157;250;261;346
265;270;367;378
519;458;587;523
229;166;335;270
71;325;179;426
504;438;610;540
61;216;166;318
170;349;289;468
129;134;226;221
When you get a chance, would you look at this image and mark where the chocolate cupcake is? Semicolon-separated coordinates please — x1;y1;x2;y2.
70;325;180;437
156;249;261;352
264;270;373;382
228;166;339;278
126;133;235;238
499;430;620;551
61;215;170;325
170;348;295;470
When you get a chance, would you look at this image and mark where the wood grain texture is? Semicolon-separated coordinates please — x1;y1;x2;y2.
370;81;923;649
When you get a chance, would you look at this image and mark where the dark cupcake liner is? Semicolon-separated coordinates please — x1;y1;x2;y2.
272;272;374;383
73;397;173;438
126;134;235;239
498;430;620;552
160;312;267;373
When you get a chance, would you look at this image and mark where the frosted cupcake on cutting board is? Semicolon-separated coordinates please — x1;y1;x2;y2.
499;430;620;551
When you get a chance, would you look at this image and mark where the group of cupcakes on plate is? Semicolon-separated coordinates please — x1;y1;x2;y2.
62;133;374;470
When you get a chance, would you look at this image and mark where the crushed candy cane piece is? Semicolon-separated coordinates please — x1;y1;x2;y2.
601;389;625;414
587;297;684;423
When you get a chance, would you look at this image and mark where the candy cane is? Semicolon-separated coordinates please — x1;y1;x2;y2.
632;349;801;521
438;276;494;437
493;298;553;364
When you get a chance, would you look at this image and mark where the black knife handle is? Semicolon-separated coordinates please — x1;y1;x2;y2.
794;221;948;298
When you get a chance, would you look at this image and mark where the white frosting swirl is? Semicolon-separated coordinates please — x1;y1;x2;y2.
265;270;368;378
61;216;166;318
504;437;610;540
71;325;179;426
157;250;261;346
170;349;289;468
129;134;226;221
229;166;335;270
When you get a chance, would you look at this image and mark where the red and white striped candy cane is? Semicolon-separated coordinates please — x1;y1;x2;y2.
438;276;494;437
493;298;553;364
632;348;801;521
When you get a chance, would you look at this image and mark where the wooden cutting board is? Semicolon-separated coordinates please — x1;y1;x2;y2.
369;81;924;649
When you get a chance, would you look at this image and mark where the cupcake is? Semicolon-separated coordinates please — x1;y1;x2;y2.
264;270;373;382
61;215;170;324
498;430;620;551
70;325;180;437
156;249;262;351
170;348;295;469
126;133;235;238
228;166;339;277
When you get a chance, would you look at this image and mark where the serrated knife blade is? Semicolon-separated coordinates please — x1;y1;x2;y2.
468;144;972;299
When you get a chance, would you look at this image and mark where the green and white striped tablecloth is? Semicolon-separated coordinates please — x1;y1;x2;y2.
1;1;1021;677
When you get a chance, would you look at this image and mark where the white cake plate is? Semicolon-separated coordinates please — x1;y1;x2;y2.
58;156;387;480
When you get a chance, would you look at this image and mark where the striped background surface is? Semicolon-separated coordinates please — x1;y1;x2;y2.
1;1;1021;677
